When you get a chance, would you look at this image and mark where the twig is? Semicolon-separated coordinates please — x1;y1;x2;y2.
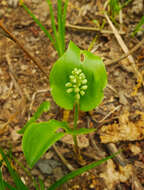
53;144;75;171
0;21;49;79
6;53;26;117
105;38;144;66
106;143;127;167
6;54;24;98
86;116;106;158
65;23;125;34
104;13;143;83
1;54;27;132
99;105;121;123
29;89;50;119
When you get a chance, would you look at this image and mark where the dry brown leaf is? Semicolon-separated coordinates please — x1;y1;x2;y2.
129;144;141;155
61;134;89;148
100;159;133;190
11;126;21;141
100;111;144;143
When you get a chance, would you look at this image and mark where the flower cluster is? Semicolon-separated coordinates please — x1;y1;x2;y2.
65;68;88;101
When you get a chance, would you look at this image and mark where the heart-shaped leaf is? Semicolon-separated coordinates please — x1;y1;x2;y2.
22;120;68;168
50;41;107;111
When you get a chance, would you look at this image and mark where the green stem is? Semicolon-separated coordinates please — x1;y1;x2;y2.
73;102;79;156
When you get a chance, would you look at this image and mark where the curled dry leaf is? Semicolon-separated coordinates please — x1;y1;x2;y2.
100;111;144;143
100;159;133;190
61;134;89;148
128;144;141;155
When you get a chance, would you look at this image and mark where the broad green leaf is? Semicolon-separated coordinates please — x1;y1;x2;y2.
19;101;50;134
48;151;120;190
50;41;107;111
22;120;68;168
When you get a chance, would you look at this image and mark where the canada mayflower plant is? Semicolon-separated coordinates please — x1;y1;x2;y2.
22;41;107;168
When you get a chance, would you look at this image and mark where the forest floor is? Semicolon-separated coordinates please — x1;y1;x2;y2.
0;0;144;189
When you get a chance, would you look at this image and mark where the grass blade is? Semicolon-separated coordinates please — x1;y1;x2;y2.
0;168;5;190
46;0;60;56
48;152;120;190
132;16;144;36
62;0;69;51
3;181;16;190
0;148;29;190
39;178;45;190
57;0;64;55
20;2;55;48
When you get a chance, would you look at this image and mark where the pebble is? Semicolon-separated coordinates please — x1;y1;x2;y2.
36;159;61;175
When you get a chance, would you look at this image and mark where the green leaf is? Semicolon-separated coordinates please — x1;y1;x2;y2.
19;101;50;134
50;41;107;111
48;151;120;190
22;120;68;168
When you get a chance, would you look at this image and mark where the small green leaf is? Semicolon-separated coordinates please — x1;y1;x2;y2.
50;41;107;111
19;101;50;134
22;120;68;168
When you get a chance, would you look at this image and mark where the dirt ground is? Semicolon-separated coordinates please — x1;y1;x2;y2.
0;0;144;189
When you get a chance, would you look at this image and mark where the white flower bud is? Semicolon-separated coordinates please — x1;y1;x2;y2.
75;93;80;100
65;82;72;87
75;87;79;93
79;73;85;79
82;79;87;84
71;78;76;83
80;90;85;96
70;75;75;79
81;85;88;90
66;88;73;93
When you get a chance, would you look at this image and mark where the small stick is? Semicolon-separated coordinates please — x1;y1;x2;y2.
28;89;49;119
53;144;75;171
106;143;127;167
104;13;143;82
0;21;49;79
99;105;121;123
65;23;125;34
105;38;144;66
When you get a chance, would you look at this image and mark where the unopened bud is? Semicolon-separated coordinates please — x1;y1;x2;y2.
66;88;73;93
81;85;88;90
80;90;85;96
75;88;80;93
75;93;80;100
82;79;87;84
65;82;72;87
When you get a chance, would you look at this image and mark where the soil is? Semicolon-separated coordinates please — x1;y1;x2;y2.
0;0;144;190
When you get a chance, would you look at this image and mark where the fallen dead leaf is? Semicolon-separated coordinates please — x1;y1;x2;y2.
100;111;144;143
61;134;89;148
100;159;133;190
